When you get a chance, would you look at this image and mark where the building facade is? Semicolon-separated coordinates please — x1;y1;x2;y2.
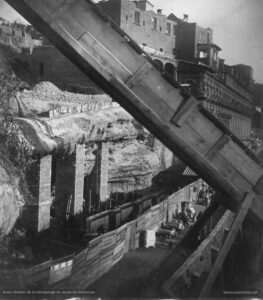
172;17;220;71
98;0;178;78
252;83;263;138
174;19;253;142
14;45;101;94
98;0;253;142
177;61;253;142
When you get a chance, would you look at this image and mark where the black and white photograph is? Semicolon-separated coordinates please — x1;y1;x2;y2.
0;0;263;299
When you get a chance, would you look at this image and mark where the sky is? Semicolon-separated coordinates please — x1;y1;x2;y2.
1;0;263;83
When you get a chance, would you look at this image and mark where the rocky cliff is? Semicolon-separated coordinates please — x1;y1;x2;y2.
0;80;173;234
0;156;24;236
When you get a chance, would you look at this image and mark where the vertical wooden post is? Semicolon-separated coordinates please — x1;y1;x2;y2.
198;193;253;299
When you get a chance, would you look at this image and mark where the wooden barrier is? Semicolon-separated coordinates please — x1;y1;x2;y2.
19;180;202;289
49;257;73;285
119;202;134;223
162;210;234;297
23;259;52;287
142;198;152;212
86;210;111;233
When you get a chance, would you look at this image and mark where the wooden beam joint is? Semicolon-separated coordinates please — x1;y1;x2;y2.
254;174;263;195
171;96;199;127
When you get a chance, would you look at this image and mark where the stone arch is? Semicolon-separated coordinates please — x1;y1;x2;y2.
186;79;195;85
153;59;164;70
164;63;175;77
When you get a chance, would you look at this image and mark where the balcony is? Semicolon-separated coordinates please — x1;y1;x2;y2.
140;44;176;62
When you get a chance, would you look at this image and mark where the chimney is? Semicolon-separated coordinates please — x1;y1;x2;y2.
183;14;188;22
157;9;162;14
219;59;225;72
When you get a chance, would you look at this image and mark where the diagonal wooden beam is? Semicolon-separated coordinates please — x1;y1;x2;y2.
197;193;254;299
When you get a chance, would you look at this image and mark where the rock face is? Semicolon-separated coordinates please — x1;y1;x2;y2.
0;80;174;231
108;139;164;192
14;83;175;197
0;159;24;236
0;46;14;74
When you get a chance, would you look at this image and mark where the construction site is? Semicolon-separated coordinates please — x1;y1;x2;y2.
0;0;263;299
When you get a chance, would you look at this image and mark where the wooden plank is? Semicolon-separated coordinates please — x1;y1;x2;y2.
220;140;263;186
130;221;137;250
254;175;263;194
186;111;223;153
197;193;253;299
162;210;233;297
205;134;230;161
171;96;200;127
210;153;252;196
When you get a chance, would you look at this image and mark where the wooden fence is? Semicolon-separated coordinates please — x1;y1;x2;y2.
21;179;203;289
162;210;235;297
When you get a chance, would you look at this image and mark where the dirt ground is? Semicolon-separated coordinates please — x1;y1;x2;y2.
89;246;172;298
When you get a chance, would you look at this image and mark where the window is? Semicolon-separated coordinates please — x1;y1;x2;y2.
125;15;128;21
143;21;146;26
159;26;162;31
22;31;25;38
39;62;44;77
142;43;147;46
186;80;195;85
12;30;15;36
135;11;140;24
172;48;176;56
207;32;210;43
152;17;157;30
199;50;207;58
166;23;171;34
159;48;163;52
173;24;176;35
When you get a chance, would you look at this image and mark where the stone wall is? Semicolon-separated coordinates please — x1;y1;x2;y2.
174;22;196;61
23;156;52;232
178;70;252;142
98;0;177;55
98;142;109;204
54;146;85;217
15;46;102;94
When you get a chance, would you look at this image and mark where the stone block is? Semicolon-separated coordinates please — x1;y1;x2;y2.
24;155;52;233
55;145;85;216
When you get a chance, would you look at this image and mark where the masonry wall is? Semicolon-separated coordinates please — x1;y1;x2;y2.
55;154;76;217
252;83;263;129
0;22;33;49
98;0;176;55
55;145;85;217
97;0;122;26
178;70;252;142
98;142;109;204
73;145;85;214
196;25;213;45
15;46;102;94
23;156;52;232
175;22;196;61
